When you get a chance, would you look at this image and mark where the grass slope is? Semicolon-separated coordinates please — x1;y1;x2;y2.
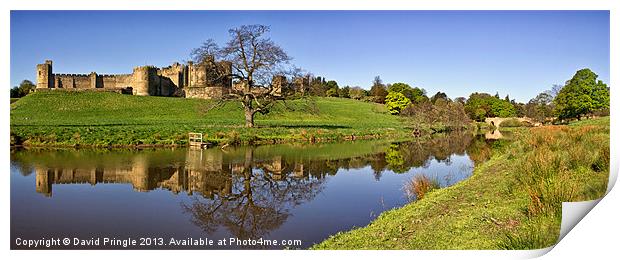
10;91;409;146
313;117;609;249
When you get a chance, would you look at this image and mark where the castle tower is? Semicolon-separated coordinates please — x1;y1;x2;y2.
188;62;208;87
35;167;53;197
293;76;310;94
271;75;287;96
218;60;233;88
132;66;154;96
130;154;150;192
36;60;53;89
89;72;98;88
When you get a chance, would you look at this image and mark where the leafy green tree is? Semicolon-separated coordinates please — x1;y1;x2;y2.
339;86;351;98
10;87;20;98
324;80;340;97
464;93;493;121
326;80;339;90
349;86;367;100
525;92;554;122
512;101;526;117
553;68;609;120
10;80;36;98
325;88;339;97
491;99;517;117
369;76;388;103
388;83;412;97
591;82;610;110
385;92;411;115
308;77;326;96
473;108;487;122
430;91;449;104
464;92;516;121
388;82;427;104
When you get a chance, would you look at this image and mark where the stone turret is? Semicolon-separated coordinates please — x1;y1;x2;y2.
35;168;52;197
89;72;98;88
36;60;53;89
130;155;150;192
132;66;157;96
293;76;310;94
271;75;287;96
218;60;233;87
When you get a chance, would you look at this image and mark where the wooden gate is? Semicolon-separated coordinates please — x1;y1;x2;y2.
188;132;203;147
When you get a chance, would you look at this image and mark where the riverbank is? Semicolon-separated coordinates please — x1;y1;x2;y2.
313;117;609;249
10;92;415;147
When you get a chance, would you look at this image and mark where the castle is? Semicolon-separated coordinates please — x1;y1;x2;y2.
33;149;315;198
36;59;235;99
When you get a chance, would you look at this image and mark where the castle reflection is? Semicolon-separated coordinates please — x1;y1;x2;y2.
19;132;501;198
31;148;330;198
12;134;501;244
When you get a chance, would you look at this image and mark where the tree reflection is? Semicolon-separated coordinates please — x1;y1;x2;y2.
10;133;500;242
181;148;326;240
383;131;501;174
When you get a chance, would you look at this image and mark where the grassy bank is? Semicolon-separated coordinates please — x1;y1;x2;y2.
10;91;411;147
313;117;609;249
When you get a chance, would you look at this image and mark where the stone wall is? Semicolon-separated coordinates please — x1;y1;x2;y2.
53;74;92;89
101;74;134;89
34;60;305;100
35;60;233;99
185;86;229;99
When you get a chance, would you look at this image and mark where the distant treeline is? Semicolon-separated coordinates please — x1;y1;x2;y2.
300;68;609;123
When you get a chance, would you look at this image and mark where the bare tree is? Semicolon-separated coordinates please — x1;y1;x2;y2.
191;24;295;127
181;147;326;243
544;84;564;98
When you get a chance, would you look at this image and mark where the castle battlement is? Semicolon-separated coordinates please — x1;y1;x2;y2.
100;74;132;77
53;73;90;77
36;60;233;99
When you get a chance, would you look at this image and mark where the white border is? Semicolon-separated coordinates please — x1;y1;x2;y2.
2;1;617;259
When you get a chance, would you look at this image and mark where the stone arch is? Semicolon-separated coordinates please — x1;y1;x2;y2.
484;117;536;128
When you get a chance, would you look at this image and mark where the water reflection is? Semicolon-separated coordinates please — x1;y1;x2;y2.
11;133;501;249
182;148;326;241
485;129;502;140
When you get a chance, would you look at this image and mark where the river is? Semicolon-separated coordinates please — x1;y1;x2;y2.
10;132;500;249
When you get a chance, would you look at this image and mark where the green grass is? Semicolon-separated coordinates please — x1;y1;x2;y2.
10;91;411;146
313;117;609;250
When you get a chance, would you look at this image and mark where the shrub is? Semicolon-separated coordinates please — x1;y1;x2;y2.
499;118;524;127
385;92;411;115
404;174;440;201
226;131;241;145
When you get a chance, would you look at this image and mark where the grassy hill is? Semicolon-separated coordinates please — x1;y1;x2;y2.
10;91;410;146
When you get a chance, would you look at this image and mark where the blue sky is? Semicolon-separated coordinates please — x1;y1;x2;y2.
10;10;609;102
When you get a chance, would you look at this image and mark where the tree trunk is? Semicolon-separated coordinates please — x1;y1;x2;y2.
242;94;256;128
244;107;255;128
